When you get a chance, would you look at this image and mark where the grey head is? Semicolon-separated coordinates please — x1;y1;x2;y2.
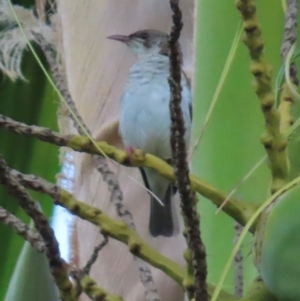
107;29;169;59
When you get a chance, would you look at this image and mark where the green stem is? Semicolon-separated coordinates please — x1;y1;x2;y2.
236;0;289;193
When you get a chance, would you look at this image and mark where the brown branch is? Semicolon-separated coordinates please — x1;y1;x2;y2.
281;0;299;99
279;0;300;181
0;154;76;301
168;1;208;301
83;236;109;275
73;236;109;298
0;113;258;230
0;206;45;252
279;0;298;134
233;222;244;298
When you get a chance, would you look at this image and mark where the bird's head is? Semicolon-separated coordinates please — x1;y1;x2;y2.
107;29;169;59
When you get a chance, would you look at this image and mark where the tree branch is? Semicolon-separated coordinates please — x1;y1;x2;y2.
168;1;208;300
0;154;76;301
278;0;298;134
2;165;234;299
0;158;278;301
0;206;45;252
0;113;258;231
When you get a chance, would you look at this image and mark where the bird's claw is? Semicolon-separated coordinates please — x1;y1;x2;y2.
125;146;135;161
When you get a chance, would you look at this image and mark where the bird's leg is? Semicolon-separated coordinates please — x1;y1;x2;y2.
125;145;136;161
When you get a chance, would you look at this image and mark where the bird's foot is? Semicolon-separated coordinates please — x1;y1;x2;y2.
125;146;136;161
124;146;145;165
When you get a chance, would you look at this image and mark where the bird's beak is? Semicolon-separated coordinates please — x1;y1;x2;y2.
107;34;130;43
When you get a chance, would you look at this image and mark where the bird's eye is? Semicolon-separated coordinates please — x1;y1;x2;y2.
140;33;148;40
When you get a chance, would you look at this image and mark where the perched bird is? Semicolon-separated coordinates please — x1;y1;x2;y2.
107;30;192;237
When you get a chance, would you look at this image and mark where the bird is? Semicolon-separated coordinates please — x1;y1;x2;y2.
107;29;192;237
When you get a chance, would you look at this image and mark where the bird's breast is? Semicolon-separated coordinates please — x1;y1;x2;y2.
119;55;192;159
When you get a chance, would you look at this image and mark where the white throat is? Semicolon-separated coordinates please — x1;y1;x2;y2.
131;43;162;60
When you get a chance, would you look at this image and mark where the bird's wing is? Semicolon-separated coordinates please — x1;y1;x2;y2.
182;69;193;121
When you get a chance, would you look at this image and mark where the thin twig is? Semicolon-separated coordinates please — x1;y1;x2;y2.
0;154;76;301
73;236;108;299
0;156;60;266
233;222;244;298
168;1;208;301
0;206;45;252
283;0;298;85
279;0;298;133
83;236;109;275
279;0;300;182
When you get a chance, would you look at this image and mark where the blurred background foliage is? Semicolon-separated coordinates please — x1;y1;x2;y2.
0;0;59;299
192;0;290;293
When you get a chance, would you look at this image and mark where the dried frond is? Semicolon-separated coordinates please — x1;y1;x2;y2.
0;0;53;80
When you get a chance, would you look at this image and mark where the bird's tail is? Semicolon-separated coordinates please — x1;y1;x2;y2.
139;168;178;237
149;185;175;237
